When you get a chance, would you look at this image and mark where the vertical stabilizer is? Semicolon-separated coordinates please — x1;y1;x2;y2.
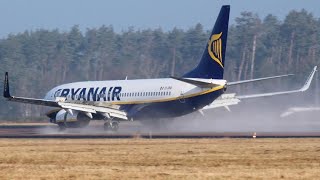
184;5;230;79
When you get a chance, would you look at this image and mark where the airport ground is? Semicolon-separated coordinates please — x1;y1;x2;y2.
0;101;319;179
0;138;319;179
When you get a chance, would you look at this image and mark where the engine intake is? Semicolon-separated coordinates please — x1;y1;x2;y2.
49;109;91;128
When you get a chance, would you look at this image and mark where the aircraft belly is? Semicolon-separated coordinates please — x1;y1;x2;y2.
130;89;223;120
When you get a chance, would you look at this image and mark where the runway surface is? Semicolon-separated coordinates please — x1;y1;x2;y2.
0;123;320;138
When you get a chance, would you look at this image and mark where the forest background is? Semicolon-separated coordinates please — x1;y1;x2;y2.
0;9;319;120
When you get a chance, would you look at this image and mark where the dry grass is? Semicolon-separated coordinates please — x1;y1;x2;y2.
0;138;319;179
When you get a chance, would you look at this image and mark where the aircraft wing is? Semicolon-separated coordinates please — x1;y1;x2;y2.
203;66;317;110
3;72;128;120
236;66;317;99
228;74;294;86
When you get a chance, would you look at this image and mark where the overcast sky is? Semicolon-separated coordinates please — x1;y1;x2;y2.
0;0;319;38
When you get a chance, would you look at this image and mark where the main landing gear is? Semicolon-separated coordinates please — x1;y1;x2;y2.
104;120;119;132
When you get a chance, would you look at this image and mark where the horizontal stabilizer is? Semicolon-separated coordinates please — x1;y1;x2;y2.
171;76;221;88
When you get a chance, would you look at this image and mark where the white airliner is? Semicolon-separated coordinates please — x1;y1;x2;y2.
3;5;317;131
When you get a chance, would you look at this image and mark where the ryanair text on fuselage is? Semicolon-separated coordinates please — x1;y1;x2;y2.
54;87;122;101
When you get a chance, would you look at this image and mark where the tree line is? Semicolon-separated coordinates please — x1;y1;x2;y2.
0;9;319;120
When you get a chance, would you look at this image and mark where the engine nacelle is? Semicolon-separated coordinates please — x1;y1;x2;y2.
53;109;91;128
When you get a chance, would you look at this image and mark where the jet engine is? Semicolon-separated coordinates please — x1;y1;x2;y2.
47;109;91;128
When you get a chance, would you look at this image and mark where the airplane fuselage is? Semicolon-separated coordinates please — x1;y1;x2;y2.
44;78;226;120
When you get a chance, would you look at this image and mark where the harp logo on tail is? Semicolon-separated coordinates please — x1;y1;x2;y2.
208;32;223;68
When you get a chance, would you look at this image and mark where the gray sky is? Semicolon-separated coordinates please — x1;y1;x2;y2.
0;0;319;38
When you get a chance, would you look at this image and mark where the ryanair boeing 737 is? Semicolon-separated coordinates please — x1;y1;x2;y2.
3;5;317;131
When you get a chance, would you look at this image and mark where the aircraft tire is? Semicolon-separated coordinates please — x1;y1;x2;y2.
111;122;119;132
103;122;111;131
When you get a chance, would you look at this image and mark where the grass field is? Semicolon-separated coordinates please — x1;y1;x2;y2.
0;138;319;179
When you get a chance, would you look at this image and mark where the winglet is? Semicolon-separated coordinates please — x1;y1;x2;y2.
299;66;317;92
3;72;12;98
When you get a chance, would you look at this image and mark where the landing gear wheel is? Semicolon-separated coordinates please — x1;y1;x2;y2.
57;123;66;132
111;122;119;132
103;121;119;132
104;122;111;131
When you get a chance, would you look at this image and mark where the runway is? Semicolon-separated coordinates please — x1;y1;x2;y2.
0;123;320;138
